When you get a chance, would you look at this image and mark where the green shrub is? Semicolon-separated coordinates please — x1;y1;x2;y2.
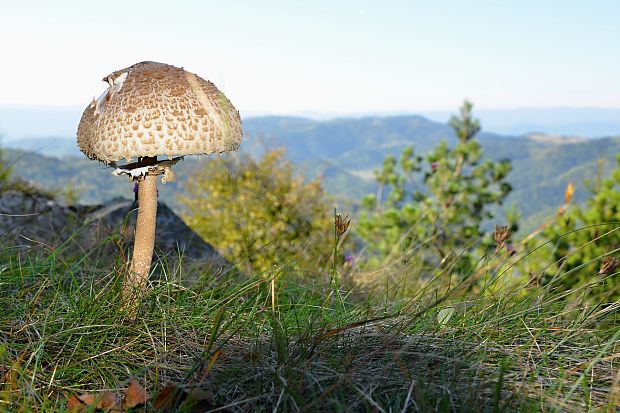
537;155;620;300
357;101;515;277
181;148;333;274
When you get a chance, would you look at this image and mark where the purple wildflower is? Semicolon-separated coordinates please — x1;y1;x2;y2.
133;182;159;199
505;243;516;256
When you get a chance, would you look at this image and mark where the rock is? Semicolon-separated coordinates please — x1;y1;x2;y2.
0;189;230;276
0;189;68;243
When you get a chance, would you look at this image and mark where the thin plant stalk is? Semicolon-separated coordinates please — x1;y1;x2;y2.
332;208;350;310
332;208;339;295
271;277;276;314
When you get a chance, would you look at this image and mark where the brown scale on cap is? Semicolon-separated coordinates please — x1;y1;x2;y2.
77;61;242;164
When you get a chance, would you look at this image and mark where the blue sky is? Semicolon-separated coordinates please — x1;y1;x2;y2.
1;0;618;115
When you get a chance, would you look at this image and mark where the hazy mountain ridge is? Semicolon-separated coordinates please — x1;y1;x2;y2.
2;105;620;142
3;115;620;232
243;116;620;227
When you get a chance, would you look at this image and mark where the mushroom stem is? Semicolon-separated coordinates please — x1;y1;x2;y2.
128;163;158;294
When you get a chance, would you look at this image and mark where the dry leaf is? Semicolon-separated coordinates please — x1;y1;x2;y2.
76;393;96;405
68;393;104;413
96;391;120;411
153;384;187;411
122;379;148;409
67;395;87;413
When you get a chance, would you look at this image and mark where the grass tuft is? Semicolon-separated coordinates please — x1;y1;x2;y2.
1;232;619;412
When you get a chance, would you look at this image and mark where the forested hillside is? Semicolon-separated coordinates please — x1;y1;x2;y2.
3;115;620;230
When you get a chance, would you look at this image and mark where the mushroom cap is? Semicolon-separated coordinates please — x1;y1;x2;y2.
77;61;242;164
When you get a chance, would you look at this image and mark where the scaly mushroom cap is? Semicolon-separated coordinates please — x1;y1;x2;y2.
77;61;242;164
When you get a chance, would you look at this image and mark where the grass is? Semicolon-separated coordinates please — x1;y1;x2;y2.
1;228;619;413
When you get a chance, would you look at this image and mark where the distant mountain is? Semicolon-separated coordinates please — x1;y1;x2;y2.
2;105;620;141
0;105;82;142
422;107;620;137
3;115;620;233
4;136;82;158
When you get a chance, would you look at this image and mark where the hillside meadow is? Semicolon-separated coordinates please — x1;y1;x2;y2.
1;108;619;412
1;206;619;412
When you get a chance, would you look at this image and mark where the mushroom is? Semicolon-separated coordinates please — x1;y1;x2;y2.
77;61;242;296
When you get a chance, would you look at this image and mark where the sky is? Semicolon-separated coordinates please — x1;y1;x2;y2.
1;0;619;116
